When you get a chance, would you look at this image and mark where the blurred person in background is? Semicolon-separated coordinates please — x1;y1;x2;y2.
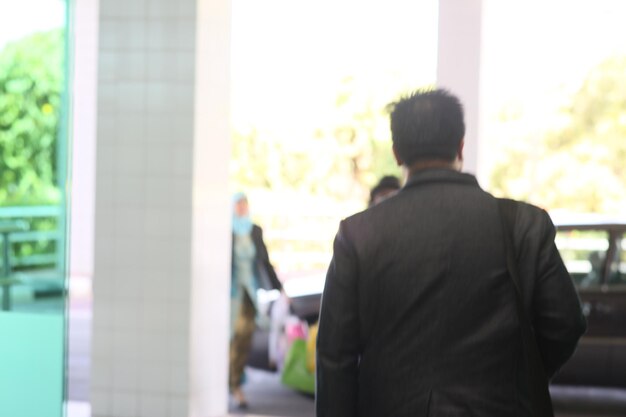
230;192;283;409
316;89;586;417
368;175;402;207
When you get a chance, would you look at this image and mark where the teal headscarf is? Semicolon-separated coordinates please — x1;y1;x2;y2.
232;192;253;236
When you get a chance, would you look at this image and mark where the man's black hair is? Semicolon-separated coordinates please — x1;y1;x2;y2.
389;88;465;165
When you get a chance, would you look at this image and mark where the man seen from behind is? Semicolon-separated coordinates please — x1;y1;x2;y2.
316;89;586;417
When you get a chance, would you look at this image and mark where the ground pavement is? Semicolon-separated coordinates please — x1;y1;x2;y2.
15;276;625;417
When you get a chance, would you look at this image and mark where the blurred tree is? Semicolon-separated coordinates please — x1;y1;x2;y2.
230;129;271;189
230;77;401;201
490;56;626;213
0;29;64;206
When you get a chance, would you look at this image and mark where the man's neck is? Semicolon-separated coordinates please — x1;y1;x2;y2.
407;158;462;176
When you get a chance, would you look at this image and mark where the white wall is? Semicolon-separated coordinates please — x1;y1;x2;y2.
437;0;484;178
70;0;98;280
189;0;232;414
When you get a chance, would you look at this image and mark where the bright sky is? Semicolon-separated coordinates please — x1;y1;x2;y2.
232;0;626;150
480;0;626;179
4;0;626;153
0;0;65;49
482;0;626;114
231;0;439;139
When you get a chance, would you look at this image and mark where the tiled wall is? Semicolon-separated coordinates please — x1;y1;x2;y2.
91;0;231;416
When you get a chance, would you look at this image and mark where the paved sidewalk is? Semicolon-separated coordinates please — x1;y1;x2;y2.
60;276;623;417
64;276;316;416
228;368;314;417
68;400;305;417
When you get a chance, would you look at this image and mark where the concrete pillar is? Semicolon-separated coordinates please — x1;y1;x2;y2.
70;0;97;282
436;0;484;178
90;0;231;416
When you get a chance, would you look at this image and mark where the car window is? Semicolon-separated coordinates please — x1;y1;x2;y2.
607;234;626;288
555;230;609;288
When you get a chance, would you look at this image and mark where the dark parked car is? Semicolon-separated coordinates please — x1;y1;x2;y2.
252;215;626;400
551;215;626;389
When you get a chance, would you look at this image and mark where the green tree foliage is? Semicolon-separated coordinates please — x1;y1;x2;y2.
490;56;626;213
0;29;64;206
230;78;401;201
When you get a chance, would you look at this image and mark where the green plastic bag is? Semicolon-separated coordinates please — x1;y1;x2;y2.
280;339;315;394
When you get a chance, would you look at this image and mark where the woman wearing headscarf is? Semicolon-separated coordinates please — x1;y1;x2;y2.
230;192;282;408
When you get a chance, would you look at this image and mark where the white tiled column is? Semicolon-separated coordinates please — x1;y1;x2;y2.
437;0;484;178
91;0;231;416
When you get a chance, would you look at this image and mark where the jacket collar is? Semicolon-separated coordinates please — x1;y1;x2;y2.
403;168;480;190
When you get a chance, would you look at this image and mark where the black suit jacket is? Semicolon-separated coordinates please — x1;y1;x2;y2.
316;169;586;417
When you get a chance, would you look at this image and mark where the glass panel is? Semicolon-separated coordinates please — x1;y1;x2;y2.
0;0;69;416
555;230;609;288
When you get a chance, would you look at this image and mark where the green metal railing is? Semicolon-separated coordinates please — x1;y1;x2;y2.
0;205;64;310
